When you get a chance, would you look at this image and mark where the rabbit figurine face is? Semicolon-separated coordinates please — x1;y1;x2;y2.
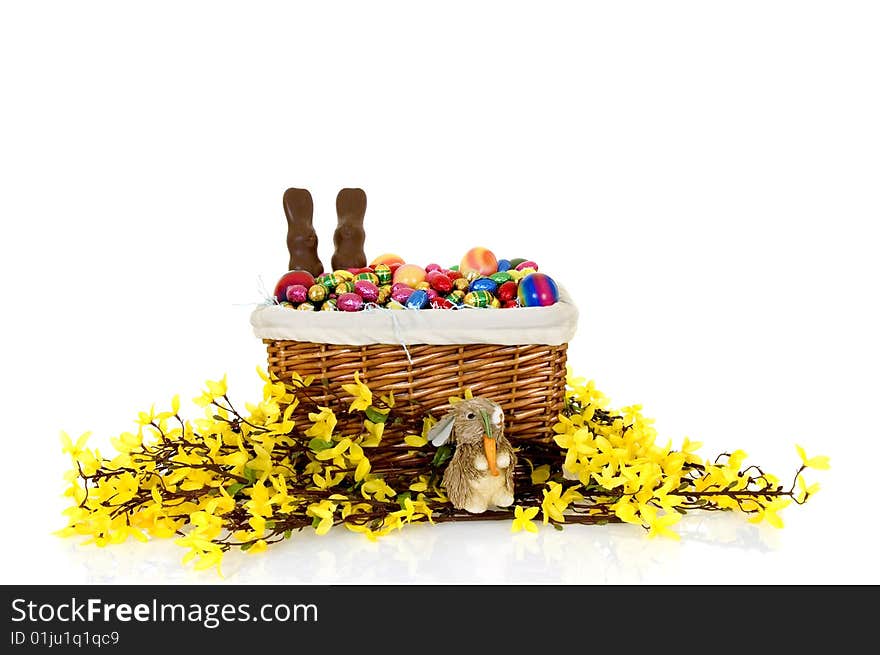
428;398;516;514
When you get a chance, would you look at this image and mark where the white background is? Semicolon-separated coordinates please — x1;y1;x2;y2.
1;1;878;584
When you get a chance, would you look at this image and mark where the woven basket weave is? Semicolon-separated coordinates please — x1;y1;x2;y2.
264;340;568;444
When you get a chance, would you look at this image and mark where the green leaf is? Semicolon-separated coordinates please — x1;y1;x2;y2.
265;521;276;530
432;443;454;468
226;482;248;497
284;529;292;539
552;522;564;531
396;492;411;509
311;516;321;529
240;542;253;551
308;437;334;452
365;406;388;424
243;467;258;484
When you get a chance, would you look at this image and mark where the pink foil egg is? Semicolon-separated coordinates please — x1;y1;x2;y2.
354;280;379;303
337;292;364;312
515;260;538;271
285;284;309;304
391;285;415;304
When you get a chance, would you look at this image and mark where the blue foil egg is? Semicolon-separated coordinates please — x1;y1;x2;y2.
405;289;430;309
469;277;499;294
496;259;512;272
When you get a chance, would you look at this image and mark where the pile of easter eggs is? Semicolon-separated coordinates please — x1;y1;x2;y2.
273;247;559;312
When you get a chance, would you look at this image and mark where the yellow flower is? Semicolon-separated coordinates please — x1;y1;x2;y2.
530;464;551;486
795;445;830;470
341;372;372;412
404;434;428;447
307;500;337;535
248;539;268;554
511;506;539;533
540;482;582;524
641;505;680;540
60;431;91;459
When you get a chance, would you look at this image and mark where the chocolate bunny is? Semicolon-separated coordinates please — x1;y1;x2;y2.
332;188;367;270
283;188;324;277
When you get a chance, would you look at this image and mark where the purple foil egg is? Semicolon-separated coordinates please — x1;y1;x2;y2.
425;263;442;273
285;284;309;304
337;292;364;312
425;288;439;302
354;280;379;303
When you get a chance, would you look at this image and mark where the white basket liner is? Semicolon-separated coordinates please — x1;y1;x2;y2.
250;286;578;346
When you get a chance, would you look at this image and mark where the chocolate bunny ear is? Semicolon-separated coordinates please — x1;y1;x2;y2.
283;188;324;277
331;188;367;270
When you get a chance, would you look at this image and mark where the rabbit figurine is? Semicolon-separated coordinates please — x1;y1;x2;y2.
428;398;516;514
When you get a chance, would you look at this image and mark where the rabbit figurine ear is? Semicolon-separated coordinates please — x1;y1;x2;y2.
428;413;456;446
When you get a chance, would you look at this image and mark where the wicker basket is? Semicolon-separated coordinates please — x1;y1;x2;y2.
252;288;577;449
264;340;569;444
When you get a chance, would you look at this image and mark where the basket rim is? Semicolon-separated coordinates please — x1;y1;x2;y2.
251;286;578;347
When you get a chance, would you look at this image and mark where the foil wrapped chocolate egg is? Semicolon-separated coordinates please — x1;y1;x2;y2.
320;299;337;311
391;285;415;304
405;289;429;309
502;299;518;309
377;285;392;304
447;290;466;305
496;259;512;273
333;269;355;281
354;280;380;303
430;297;454;309
308;284;328;303
508;258;527;268
425;263;442;273
469;277;499;294
337;292;364;312
285;284;309;304
425;288;439;302
426;271;453;293
452;277;470;292
489;272;512;285
335;281;356;295
297;302;316;311
497;280;518;302
463;290;494;308
515;260;538;272
355;272;380;286
414;281;431;291
373;264;392;286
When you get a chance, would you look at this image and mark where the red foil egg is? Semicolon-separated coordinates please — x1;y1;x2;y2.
430;297;454;309
497;280;518;302
502;300;518;308
426;271;453;293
